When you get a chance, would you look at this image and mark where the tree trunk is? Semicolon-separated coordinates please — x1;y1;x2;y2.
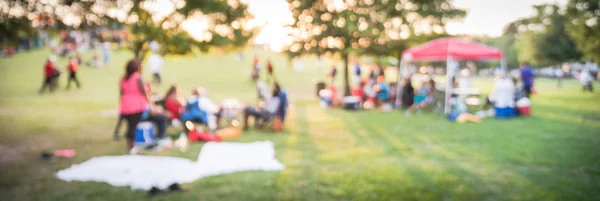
395;51;403;109
132;40;147;61
343;53;351;96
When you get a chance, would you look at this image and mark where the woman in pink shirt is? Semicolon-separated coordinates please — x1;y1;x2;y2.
119;59;149;150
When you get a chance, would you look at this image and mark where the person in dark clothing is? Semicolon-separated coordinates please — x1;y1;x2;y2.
400;77;415;108
118;59;149;151
141;83;168;139
39;56;60;94
66;57;81;90
520;62;534;97
266;58;275;83
378;65;386;78
328;65;337;84
243;83;282;130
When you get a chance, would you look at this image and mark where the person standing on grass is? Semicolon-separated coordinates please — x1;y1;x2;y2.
328;65;337;85
147;53;164;85
39;55;60;94
251;55;260;81
266;58;274;83
119;59;149;151
555;67;564;88
66;56;81;90
520;62;534;97
102;41;110;67
580;69;594;92
354;63;362;86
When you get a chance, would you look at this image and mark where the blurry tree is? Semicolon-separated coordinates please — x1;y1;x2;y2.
566;0;600;63
285;0;465;95
512;4;582;66
473;35;519;68
0;16;33;46
1;0;255;59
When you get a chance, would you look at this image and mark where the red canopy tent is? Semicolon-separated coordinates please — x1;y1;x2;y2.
395;38;505;114
402;37;504;61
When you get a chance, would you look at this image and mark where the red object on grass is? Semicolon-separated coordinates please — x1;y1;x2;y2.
402;38;504;61
518;106;531;116
188;131;221;142
54;149;76;158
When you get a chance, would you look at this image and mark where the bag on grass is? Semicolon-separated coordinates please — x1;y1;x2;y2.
215;127;242;139
272;118;283;132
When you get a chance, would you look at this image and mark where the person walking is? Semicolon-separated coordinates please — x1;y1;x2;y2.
147;53;164;85
353;63;362;86
520;62;534;97
328;65;337;85
118;59;149;152
266;58;275;83
39;55;60;94
66;56;81;90
555;67;564;88
251;55;260;81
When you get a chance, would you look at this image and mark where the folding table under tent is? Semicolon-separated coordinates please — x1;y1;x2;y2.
394;37;505;114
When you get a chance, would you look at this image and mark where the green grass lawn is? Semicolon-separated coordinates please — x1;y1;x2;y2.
0;48;599;201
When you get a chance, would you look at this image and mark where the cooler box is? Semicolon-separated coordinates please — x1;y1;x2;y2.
494;107;516;119
343;96;360;110
518;106;531;116
135;122;155;145
516;98;532;116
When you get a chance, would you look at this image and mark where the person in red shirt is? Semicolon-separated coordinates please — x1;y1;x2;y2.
163;84;185;120
351;81;367;103
66;56;81;89
39;56;60;94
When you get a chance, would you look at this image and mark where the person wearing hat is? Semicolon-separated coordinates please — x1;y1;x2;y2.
39;55;60;94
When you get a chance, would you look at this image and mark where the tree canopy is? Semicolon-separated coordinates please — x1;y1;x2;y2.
566;0;600;63
513;4;582;66
1;0;255;58
285;0;465;95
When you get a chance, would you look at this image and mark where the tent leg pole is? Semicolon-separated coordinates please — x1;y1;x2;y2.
444;57;453;115
395;61;404;109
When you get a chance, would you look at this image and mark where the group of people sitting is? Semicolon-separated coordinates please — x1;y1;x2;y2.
117;59;287;152
318;75;396;111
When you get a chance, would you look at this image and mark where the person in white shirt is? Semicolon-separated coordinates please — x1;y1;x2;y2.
580;69;594;92
243;83;282;130
195;87;220;132
489;77;516;109
180;87;221;132
147;53;164;85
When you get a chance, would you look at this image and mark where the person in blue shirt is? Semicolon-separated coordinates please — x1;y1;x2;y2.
180;88;209;132
354;63;361;86
375;76;390;106
405;79;436;117
520;62;534;97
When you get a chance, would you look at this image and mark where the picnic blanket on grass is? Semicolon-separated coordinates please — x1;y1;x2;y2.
56;141;284;190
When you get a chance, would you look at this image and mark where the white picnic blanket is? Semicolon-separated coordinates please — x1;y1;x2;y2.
56;141;285;190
